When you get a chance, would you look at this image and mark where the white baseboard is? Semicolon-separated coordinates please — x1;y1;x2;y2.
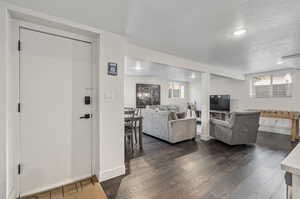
99;165;125;182
8;187;16;199
259;126;291;135
0;181;5;199
200;135;212;141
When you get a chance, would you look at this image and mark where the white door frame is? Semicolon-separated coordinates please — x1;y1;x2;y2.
10;19;100;197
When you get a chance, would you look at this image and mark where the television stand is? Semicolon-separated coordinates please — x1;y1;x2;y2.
196;110;230;121
210;110;230;121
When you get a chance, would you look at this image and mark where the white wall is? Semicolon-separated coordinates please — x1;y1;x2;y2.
6;14;18;199
98;32;125;181
0;0;129;35
124;75;189;112
0;5;8;199
210;77;244;111
200;73;211;140
210;70;300;135
189;80;201;110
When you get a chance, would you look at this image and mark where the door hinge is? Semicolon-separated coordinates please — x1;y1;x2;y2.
18;40;21;51
18;164;21;175
18;103;21;113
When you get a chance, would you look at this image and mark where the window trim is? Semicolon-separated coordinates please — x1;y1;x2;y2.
250;72;293;98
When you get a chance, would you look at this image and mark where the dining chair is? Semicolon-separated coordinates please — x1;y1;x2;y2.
125;110;135;153
133;108;141;144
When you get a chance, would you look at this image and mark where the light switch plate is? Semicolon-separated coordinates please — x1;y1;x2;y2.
104;93;114;101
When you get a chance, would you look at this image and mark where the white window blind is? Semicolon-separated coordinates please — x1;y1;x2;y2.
168;82;185;99
252;75;272;98
272;74;292;97
251;73;292;98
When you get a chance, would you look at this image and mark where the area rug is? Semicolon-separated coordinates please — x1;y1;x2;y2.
23;176;108;199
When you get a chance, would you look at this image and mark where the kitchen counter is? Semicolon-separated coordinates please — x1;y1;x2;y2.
281;143;300;198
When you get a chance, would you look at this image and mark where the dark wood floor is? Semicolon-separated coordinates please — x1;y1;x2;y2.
102;132;297;199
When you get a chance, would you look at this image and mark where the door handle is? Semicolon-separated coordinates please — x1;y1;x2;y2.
80;114;92;119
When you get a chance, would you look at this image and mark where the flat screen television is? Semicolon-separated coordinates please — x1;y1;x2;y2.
210;95;230;112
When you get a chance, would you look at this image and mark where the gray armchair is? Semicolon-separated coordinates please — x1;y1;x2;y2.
210;112;260;145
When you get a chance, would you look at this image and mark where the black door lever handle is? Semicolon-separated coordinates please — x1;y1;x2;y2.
80;114;91;119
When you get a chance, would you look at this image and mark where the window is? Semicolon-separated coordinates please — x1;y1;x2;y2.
252;75;272;98
251;73;292;98
169;82;185;99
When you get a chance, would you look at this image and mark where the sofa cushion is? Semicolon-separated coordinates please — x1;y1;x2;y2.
167;105;179;112
159;106;169;111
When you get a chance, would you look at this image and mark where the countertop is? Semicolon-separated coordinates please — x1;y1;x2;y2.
281;143;300;175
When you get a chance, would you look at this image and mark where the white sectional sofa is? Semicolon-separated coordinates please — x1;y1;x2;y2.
142;108;197;143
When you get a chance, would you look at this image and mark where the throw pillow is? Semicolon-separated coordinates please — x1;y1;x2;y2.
176;112;186;119
168;112;178;121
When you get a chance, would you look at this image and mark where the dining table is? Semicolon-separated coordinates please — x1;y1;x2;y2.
124;115;144;150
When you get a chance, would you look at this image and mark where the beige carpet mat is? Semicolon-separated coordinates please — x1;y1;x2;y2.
22;176;107;199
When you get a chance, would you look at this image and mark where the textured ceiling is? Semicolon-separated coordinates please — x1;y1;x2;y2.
3;0;300;74
127;0;300;73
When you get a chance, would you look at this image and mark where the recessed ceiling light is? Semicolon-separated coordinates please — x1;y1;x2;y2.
233;28;247;37
277;59;284;65
135;61;142;70
190;73;196;79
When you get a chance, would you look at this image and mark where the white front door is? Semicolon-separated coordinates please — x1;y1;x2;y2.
19;27;93;196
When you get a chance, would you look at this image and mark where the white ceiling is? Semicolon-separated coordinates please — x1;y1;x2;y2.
127;0;300;74
3;0;300;74
125;57;202;82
